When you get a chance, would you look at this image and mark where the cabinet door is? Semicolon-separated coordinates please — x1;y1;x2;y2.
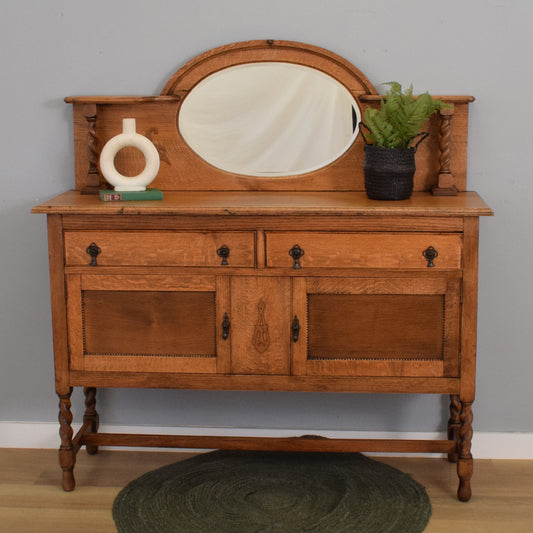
292;276;461;378
66;274;230;374
228;276;291;375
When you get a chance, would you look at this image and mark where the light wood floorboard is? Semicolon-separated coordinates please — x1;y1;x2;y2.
1;448;532;532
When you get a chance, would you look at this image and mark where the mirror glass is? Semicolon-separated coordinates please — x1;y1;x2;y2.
178;62;360;177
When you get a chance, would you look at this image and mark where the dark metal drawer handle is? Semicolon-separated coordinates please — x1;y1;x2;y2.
289;244;305;269
423;246;438;267
291;315;300;342
221;313;230;340
85;242;101;266
217;244;230;266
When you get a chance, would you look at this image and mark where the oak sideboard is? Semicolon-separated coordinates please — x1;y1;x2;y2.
33;40;492;500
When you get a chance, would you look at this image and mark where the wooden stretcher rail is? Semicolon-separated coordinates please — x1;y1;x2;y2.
81;432;457;454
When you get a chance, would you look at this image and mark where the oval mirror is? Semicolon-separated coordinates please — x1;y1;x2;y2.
178;62;361;177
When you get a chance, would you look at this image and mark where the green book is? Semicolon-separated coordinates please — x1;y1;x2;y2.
99;189;163;202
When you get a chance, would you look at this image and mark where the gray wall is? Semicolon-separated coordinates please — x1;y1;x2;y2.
1;0;531;435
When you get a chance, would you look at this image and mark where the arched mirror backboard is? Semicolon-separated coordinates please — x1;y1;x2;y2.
67;40;471;193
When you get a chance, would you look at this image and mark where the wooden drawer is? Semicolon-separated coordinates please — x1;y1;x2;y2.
64;231;255;267
266;232;462;270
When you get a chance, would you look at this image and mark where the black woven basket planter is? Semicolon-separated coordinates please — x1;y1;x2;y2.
360;124;429;201
363;144;416;200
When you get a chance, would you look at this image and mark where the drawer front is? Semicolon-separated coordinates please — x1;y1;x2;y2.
64;231;255;267
266;232;462;270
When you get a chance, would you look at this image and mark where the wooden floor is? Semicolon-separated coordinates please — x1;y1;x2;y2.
1;449;532;532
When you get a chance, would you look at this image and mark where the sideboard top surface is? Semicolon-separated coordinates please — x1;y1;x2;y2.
32;190;493;217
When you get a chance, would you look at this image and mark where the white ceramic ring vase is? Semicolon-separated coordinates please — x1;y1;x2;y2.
99;118;160;191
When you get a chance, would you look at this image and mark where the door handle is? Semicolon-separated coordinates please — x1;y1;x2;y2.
291;315;300;342
221;312;230;340
217;244;230;265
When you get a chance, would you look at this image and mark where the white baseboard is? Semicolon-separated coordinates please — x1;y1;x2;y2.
1;422;532;459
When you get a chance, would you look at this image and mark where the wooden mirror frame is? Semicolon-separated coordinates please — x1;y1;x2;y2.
66;40;473;194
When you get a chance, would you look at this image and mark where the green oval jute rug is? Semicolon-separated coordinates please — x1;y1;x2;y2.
113;450;431;533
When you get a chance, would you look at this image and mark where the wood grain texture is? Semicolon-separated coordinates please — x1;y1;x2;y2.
79;433;456;454
161;40;377;96
443;277;461;376
64;266;463;280
266;231;463;270
307;294;445;359
306;359;446;378
460;217;480;402
69;371;461;393
32;190;493;217
46;216;70;395
80;273;216;291
82;291;216;356
61;214;466;232
229;276;291;375
304;276;449;294
64;231;255;267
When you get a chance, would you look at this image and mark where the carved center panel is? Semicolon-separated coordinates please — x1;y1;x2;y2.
252;298;271;353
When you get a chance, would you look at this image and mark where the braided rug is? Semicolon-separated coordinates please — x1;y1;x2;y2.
113;450;431;532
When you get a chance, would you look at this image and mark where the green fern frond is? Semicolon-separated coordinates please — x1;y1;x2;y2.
363;82;450;149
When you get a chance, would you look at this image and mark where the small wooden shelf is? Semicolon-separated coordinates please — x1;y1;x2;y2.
33;190;492;217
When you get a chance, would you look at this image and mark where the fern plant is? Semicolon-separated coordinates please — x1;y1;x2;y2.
363;82;449;149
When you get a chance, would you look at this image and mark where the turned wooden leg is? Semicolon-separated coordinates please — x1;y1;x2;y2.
457;401;474;501
58;388;76;491
447;394;461;463
83;387;99;455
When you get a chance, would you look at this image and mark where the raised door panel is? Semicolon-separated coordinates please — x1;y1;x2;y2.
229;276;291;375
292;276;461;377
66;274;230;373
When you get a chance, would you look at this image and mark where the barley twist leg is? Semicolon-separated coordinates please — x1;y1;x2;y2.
83;387;99;455
447;394;461;463
58;388;76;491
457;401;474;501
